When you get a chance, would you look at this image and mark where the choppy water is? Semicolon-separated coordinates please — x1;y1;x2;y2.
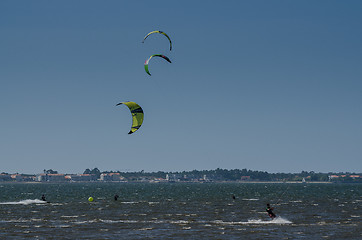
0;182;360;239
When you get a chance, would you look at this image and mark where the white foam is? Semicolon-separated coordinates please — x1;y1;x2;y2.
213;217;292;225
170;220;189;224
93;217;292;226
100;219;139;224
139;227;153;231
247;217;292;224
242;198;259;201
0;199;46;205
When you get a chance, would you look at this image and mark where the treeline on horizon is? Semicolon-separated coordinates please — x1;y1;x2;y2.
4;168;360;183
84;168;361;182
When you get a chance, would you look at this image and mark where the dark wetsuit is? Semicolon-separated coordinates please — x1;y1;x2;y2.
266;207;276;219
41;195;46;202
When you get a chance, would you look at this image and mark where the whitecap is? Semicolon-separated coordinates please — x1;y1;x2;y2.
100;219;139;224
139;227;153;231
170;220;189;224
73;220;97;224
30;218;42;222
59;225;71;228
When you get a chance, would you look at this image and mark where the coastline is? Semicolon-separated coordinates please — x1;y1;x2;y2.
0;181;335;184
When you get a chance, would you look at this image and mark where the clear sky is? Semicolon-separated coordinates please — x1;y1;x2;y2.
1;0;361;174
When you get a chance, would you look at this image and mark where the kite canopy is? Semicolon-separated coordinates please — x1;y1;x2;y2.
142;30;172;51
144;54;172;76
116;101;144;134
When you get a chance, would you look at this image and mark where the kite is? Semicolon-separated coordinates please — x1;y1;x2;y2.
144;54;171;76
142;30;172;51
116;101;144;134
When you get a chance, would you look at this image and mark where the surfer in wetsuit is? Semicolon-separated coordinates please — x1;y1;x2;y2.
266;203;276;219
41;194;46;202
114;194;119;201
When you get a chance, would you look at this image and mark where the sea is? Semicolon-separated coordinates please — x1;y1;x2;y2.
0;182;360;239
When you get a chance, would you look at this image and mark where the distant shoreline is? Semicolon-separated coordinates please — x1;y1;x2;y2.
233;181;333;184
0;181;337;184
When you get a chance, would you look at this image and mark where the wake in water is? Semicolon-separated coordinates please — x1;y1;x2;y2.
0;199;46;205
213;216;292;225
246;216;292;224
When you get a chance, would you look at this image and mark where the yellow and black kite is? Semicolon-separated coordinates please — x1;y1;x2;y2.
116;101;144;134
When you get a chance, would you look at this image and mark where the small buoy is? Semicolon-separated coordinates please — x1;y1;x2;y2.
88;197;94;202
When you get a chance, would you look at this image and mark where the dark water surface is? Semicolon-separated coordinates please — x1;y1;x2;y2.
0;182;361;239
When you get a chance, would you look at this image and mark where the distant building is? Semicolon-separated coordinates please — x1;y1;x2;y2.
69;174;97;182
11;174;23;181
241;176;251;181
0;174;12;181
329;174;361;181
65;175;72;181
100;173;125;181
329;175;339;179
166;174;181;182
22;175;36;182
36;174;67;182
149;177;167;183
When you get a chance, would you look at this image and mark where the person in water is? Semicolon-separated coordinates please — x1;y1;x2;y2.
114;194;119;201
41;194;46;202
266;203;276;219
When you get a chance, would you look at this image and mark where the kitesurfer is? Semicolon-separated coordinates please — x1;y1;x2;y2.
266;203;276;219
114;194;119;201
41;194;46;202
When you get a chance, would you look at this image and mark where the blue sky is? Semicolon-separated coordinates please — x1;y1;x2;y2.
1;0;361;174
